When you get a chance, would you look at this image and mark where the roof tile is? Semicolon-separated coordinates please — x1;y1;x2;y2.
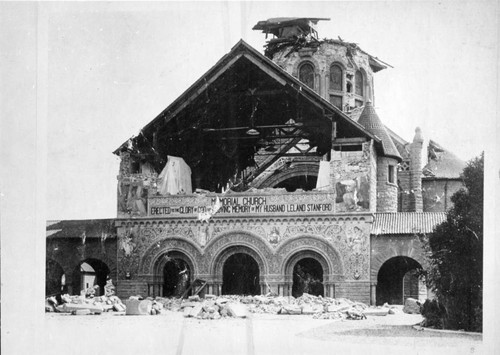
357;102;402;161
372;212;446;235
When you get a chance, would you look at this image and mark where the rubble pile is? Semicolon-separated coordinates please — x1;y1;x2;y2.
45;294;126;315
156;293;398;320
46;292;404;319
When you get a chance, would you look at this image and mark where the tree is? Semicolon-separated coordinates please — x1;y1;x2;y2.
422;153;483;331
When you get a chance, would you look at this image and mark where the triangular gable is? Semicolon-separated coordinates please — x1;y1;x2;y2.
114;40;379;154
113;40;383;192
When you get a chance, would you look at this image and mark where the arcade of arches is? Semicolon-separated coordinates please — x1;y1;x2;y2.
46;257;112;297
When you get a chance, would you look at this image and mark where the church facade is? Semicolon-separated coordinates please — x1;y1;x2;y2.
46;18;465;305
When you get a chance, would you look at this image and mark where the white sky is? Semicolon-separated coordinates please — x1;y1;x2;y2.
8;1;500;220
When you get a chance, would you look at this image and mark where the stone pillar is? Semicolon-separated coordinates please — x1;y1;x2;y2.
370;283;377;306
409;127;424;212
376;156;399;212
328;284;335;299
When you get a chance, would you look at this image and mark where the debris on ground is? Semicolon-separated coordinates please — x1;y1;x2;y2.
403;297;421;314
45;294;126;315
156;293;397;320
46;292;409;319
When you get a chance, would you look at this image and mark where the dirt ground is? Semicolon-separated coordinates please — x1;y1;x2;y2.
41;307;482;355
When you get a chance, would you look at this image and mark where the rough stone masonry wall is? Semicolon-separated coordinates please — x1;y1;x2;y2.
46;238;117;295
115;213;374;301
409;133;423;212
369;141;378;213
376;156;398;212
398;164;411;212
272;42;374;103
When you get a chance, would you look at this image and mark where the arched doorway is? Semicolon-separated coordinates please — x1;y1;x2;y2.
376;256;423;305
222;253;260;295
292;258;324;297
72;258;110;296
46;259;65;296
163;258;191;297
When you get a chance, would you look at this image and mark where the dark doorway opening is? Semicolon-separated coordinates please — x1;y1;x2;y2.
376;256;422;305
275;175;318;192
163;259;190;297
72;259;110;296
222;253;260;295
46;259;65;296
292;258;324;297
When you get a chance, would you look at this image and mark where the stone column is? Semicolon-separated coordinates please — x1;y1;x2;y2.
409;127;423;212
370;283;377;306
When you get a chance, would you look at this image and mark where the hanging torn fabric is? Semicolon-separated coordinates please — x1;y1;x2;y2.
157;156;193;195
316;160;331;190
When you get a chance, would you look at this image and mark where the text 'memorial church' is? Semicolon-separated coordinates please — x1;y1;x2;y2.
46;18;466;305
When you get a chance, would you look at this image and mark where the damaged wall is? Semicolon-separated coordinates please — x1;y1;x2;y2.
422;179;463;212
272;41;374;109
46;220;117;296
115;214;373;303
330;141;374;212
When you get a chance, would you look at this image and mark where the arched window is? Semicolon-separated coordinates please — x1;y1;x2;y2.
299;63;315;89
355;70;364;97
329;64;343;91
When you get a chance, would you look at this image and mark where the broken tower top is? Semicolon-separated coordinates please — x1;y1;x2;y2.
252;17;330;40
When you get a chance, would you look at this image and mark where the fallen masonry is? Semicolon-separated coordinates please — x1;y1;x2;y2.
47;292;406;319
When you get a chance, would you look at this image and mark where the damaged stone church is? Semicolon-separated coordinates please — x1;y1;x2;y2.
46;18;466;306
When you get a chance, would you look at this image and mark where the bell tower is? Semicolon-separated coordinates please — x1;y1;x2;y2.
253;18;387;112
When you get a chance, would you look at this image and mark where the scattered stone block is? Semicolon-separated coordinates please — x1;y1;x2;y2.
113;303;126;312
72;309;91;315
227;303;247;318
363;308;389;316
188;295;201;302
403;298;421;314
301;305;315;315
61;303;104;314
328;304;350;313
215;298;229;306
280;305;301;315
190;304;204;318
183;307;193;317
126;299;152;315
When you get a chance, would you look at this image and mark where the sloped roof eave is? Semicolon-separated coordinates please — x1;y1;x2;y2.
113;39;379;154
371;212;447;235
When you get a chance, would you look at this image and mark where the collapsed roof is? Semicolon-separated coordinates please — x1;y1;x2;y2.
252;17;330;38
252;17;389;73
423;140;466;179
114;40;384;192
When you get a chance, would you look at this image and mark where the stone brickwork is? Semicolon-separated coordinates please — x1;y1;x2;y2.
46;237;117;295
335;281;371;304
370;234;427;282
409;128;423;212
398;162;412;211
272;42;374;108
115;213;373;300
376;156;398;212
369;141;378;212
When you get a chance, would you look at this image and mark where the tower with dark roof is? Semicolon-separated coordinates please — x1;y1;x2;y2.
357;101;402;212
